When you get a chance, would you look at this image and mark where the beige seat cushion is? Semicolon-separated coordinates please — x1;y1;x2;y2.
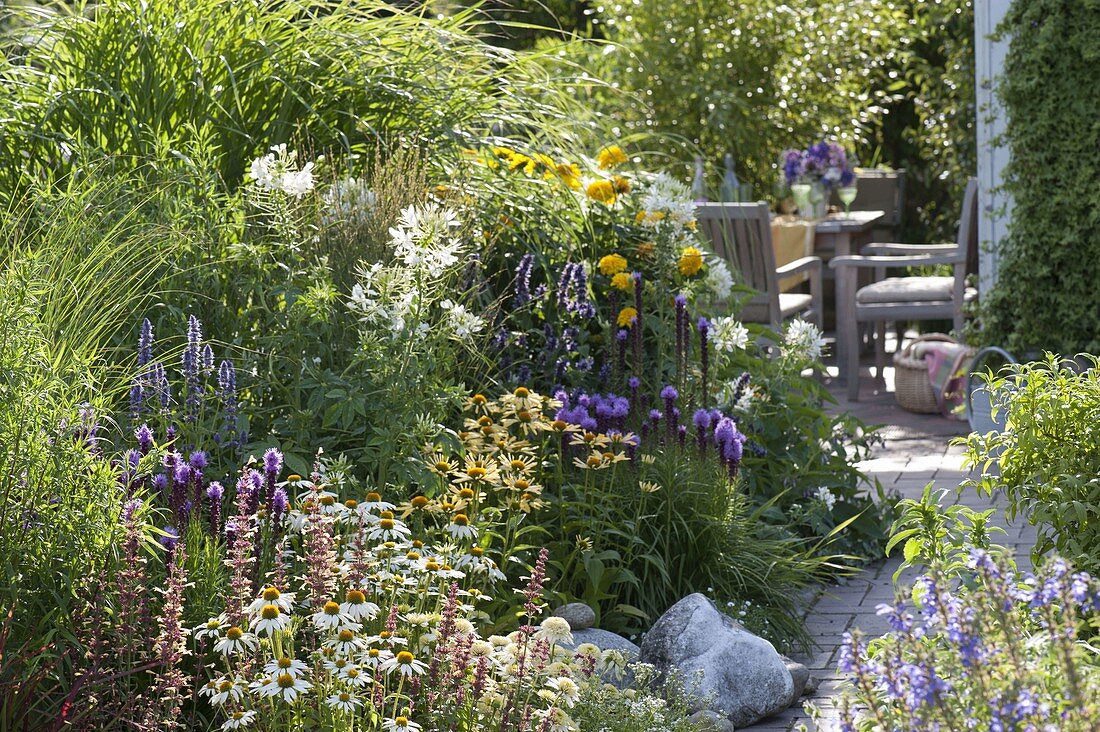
857;276;975;305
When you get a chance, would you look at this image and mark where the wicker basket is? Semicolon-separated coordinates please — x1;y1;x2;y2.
893;334;963;414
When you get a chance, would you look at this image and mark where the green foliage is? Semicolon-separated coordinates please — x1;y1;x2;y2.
983;1;1100;353
960;354;1100;575
0;0;597;196
885;483;1005;580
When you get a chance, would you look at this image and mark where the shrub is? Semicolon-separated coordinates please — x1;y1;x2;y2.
816;487;1100;731
960;355;1100;575
982;1;1100;353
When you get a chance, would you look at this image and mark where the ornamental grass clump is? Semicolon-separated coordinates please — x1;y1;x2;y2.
823;551;1100;731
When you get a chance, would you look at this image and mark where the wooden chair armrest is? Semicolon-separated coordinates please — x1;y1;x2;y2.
829;252;963;269
859;242;957;256
774;256;822;277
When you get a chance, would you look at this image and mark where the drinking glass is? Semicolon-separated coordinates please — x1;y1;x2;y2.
838;184;858;217
790;183;811;218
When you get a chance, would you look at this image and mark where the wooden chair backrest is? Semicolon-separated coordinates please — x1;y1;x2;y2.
695;202;779;318
959;177;979;277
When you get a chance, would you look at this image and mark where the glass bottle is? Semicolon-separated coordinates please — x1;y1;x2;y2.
691;156;708;202
720;153;741;202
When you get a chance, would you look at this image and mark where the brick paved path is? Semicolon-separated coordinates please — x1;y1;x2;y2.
745;377;1037;732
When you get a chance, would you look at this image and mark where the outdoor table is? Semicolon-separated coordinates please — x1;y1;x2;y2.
812;210;886;259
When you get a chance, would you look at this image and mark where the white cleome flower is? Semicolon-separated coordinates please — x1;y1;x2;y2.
784;318;825;362
705;255;735;300
711;316;750;352
440;299;485;342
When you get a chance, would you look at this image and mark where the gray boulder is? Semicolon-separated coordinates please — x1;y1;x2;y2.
560;628;639;689
688;710;736;732
552;602;596;631
781;656;811;708
639;594;794;727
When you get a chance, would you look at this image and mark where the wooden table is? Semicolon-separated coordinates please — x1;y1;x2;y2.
813;210;886;259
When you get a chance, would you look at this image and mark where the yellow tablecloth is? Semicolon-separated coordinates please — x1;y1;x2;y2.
771;216;815;292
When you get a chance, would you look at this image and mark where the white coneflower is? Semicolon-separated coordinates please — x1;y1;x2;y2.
359;647;394;670
340;589;381;621
255;673;313;703
312;600;356;631
193;615;228;641
470;639;494;657
452;618;476;638
358;491;395;514
381;717;423;732
263;656;308;679
221;710;257;730
198;677;246;706
380;650;428;677
327;628;367;657
323;657;354;676
252;603;290;636
340;666;371;688
247;586;295;615
367;515;412;542
326;690;363;714
213;626;258;656
536;616;574;645
546;676;581;708
446;513;478;540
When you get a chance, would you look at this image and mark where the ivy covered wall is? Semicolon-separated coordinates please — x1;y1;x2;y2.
983;0;1100;353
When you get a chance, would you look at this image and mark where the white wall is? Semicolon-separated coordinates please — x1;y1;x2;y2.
975;0;1013;292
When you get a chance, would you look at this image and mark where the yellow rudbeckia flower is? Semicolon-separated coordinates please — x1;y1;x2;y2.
610;272;634;292
597;145;628;170
678;247;704;277
586;180;617;205
598;253;628;276
617;307;639;328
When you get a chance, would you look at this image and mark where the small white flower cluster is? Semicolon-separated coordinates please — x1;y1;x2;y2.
813;486;837;511
711;316;750;353
717;380;756;413
638;173;696;232
783;318;826;362
248;144;315;198
440;299;485;342
389;204;463;278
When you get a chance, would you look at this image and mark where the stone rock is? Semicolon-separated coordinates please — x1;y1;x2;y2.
688;710;736;732
560;628;640;689
552;602;596;631
639;593;794;727
804;674;821;696
781;656;811;707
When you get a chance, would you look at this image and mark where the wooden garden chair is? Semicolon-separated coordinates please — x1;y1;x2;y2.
830;178;979;400
696;202;823;330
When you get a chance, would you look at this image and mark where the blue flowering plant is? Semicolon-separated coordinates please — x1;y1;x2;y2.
818;487;1100;731
823;550;1100;731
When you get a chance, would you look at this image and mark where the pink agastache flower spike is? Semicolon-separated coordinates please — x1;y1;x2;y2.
303;484;336;606
225;472;256;626
116;498;148;659
142;542;189;731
